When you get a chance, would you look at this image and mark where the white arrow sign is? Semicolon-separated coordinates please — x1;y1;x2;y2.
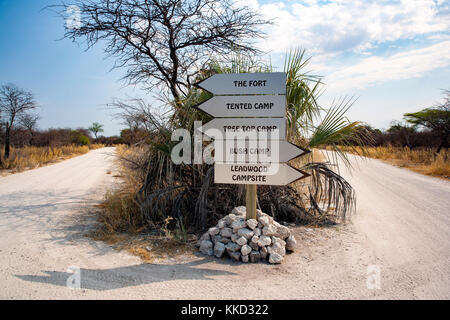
214;140;310;163
194;95;286;118
214;163;309;185
194;72;286;95
200;118;286;140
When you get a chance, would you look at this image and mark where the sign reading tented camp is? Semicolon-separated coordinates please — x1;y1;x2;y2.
194;95;286;118
194;72;310;186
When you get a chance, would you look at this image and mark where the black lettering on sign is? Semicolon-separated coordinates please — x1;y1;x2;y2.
232;175;267;182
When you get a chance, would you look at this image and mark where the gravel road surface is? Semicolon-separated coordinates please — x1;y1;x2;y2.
0;148;448;299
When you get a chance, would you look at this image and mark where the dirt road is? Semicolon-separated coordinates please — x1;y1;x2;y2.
0;148;449;299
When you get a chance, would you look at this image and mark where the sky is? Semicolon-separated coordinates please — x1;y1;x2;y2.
0;0;449;136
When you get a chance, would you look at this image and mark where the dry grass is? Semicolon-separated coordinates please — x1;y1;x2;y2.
0;144;105;173
336;146;450;179
94;145;148;234
92;144;197;262
90;231;196;263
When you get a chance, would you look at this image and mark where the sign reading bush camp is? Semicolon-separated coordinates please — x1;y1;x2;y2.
194;72;310;187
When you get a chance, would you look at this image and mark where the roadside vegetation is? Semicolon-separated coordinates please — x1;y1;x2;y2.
334;146;449;178
0;83;117;172
0;144;105;173
337;90;450;179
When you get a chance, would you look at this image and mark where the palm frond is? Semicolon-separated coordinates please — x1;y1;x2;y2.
302;162;355;223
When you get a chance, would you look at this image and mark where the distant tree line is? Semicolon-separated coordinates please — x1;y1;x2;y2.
348;90;450;153
0;83;125;154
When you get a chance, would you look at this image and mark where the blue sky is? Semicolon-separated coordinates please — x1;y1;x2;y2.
0;0;449;136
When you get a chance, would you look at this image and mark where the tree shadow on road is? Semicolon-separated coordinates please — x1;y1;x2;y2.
15;259;236;291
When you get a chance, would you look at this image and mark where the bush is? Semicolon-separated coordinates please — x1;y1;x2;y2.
71;130;90;146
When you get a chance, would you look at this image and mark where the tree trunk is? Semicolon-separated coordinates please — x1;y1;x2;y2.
4;126;11;159
436;134;449;153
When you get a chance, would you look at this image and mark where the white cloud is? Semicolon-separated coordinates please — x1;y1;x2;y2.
324;40;450;92
252;0;450;55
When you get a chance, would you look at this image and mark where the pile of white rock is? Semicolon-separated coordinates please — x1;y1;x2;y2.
197;206;297;264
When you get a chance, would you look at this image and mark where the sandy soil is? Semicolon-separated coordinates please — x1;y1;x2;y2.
0;148;449;299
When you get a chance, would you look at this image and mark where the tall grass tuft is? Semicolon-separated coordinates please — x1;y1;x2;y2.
95;145;147;234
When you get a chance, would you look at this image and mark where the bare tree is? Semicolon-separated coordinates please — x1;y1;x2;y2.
49;0;269;101
19;113;42;146
0;84;38;158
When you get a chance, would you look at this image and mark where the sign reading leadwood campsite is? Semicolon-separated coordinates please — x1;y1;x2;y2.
194;72;310;186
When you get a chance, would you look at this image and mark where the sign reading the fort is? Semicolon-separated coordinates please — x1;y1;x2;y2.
194;72;286;95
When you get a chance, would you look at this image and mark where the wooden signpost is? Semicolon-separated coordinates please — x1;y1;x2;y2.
194;72;310;220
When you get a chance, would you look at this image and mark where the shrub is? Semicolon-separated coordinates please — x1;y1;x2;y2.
71;130;90;146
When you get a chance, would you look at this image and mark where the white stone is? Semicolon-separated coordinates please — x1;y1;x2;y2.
246;219;258;230
262;223;278;237
236;236;247;246
272;236;286;247
258;235;272;247
229;251;241;261
214;242;226;258
254;227;261;237
226;242;241;253
260;246;268;260
286;235;297;252
269;252;283;264
256;209;265;218
231;218;247;231
209;227;220;236
200;232;210;241
232;206;246;216
268;239;286;257
242;255;249;263
200;240;214;256
258;216;270;226
274;224;291;240
225;214;237;225
237;228;254;240
250;250;261;263
217;219;227;229
251;235;259;244
220;227;233;238
250;241;259;251
213;235;222;244
231;233;240;243
241;244;252;256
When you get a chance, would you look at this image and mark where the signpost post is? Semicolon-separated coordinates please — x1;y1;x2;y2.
194;72;310;220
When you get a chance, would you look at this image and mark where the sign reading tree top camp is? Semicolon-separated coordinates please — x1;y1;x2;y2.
195;72;310;186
